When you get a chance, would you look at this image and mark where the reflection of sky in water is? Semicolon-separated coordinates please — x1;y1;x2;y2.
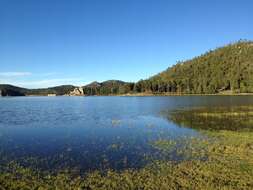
1;96;253;172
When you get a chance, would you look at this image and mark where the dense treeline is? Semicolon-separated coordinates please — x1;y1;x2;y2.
82;41;253;95
135;41;253;94
1;41;253;96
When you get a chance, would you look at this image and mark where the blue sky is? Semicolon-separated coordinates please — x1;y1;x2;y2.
0;0;252;88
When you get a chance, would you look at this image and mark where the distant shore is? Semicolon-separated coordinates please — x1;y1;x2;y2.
2;91;253;97
18;92;253;97
119;92;253;96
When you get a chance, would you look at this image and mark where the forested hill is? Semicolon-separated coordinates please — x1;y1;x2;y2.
0;85;27;96
1;41;253;96
26;85;76;96
0;85;76;96
82;80;135;95
135;41;253;94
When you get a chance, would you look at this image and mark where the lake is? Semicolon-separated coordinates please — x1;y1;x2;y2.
1;96;253;174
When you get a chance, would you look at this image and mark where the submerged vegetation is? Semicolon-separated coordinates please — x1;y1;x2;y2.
1;106;253;189
1;131;253;189
166;106;253;131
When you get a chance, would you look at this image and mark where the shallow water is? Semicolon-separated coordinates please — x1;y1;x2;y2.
0;96;253;173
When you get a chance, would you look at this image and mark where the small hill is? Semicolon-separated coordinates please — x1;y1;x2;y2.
84;81;102;88
0;85;76;96
135;40;253;94
82;80;134;95
26;85;76;96
0;84;27;96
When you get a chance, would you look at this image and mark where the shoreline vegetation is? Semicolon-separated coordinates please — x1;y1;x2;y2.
2;91;253;97
1;41;253;97
1;106;253;189
119;91;253;96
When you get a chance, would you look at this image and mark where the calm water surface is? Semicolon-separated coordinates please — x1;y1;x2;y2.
1;96;253;173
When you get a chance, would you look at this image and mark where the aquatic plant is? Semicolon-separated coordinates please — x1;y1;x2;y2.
1;106;253;189
1;129;253;190
165;106;253;131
